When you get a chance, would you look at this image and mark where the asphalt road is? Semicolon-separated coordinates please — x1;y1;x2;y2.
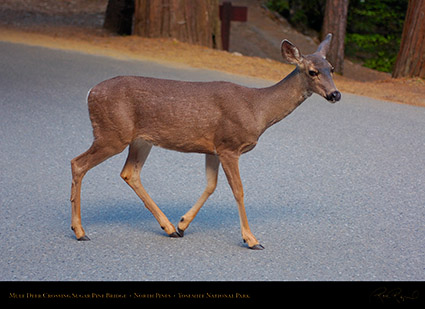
1;41;424;281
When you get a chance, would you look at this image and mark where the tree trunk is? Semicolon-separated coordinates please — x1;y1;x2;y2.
393;0;425;79
103;0;135;35
321;0;349;74
134;0;221;49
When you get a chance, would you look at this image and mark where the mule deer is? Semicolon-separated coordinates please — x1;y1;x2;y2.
70;34;340;249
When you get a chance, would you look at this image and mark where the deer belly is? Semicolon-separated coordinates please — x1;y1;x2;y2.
137;126;216;154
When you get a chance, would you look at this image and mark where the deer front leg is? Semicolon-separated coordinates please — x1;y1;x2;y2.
120;139;180;237
178;154;220;236
219;153;264;250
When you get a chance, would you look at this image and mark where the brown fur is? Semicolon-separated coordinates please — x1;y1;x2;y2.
70;34;340;249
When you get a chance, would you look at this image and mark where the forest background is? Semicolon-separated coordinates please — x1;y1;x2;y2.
267;0;408;73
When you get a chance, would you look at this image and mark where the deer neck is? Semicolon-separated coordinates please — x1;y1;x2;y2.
258;67;311;130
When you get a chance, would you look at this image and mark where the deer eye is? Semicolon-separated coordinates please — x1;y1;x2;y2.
309;70;319;77
330;67;335;73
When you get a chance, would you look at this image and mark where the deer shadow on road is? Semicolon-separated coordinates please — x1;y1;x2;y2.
63;197;244;238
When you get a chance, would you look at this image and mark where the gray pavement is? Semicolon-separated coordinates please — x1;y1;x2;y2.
0;41;424;281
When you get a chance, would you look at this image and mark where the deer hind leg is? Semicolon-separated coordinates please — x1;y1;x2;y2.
70;139;127;240
219;153;264;250
120;138;180;237
177;154;220;236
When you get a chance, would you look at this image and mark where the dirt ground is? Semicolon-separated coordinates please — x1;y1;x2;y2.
1;0;424;106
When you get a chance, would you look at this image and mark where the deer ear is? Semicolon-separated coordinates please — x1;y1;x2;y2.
316;33;332;58
281;40;303;65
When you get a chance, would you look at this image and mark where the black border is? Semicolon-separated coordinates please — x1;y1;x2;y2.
3;281;424;305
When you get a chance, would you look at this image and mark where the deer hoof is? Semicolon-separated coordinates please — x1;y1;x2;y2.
177;228;184;237
77;235;90;241
169;231;182;238
249;244;264;250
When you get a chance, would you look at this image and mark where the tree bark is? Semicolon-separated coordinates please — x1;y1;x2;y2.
321;0;349;74
134;0;221;49
103;0;135;35
393;0;425;78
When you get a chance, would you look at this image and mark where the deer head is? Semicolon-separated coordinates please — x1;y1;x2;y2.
281;33;341;103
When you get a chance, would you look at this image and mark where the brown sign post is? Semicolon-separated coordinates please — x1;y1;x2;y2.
219;2;248;51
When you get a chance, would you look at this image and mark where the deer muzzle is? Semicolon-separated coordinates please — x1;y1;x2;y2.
326;90;341;103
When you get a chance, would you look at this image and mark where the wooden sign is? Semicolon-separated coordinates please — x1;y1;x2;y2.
219;2;248;51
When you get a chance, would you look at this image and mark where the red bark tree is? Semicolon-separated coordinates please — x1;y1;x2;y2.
133;0;221;49
321;0;349;74
393;0;425;78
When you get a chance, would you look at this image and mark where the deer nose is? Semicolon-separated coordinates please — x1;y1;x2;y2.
326;91;341;102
